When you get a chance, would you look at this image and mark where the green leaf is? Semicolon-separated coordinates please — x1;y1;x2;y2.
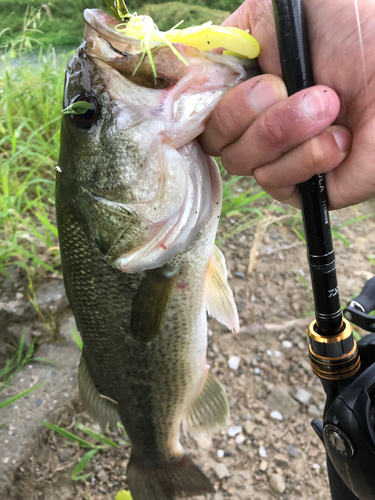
75;422;119;448
0;382;46;409
41;421;97;448
71;448;99;481
71;326;83;351
116;490;133;500
61;101;92;115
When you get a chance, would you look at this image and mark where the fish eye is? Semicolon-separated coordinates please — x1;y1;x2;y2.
70;94;100;129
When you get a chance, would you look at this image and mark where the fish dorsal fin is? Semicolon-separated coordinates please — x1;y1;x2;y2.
183;370;229;435
78;354;120;431
205;245;239;332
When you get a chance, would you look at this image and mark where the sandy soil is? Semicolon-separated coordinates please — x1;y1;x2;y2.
1;194;375;500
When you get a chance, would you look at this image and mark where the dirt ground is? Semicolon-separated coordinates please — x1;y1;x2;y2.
1;192;375;500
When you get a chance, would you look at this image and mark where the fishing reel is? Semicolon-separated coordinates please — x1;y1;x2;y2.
308;277;375;500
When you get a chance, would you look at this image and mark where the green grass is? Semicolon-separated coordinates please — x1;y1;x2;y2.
41;419;128;481
0;0;232;48
0;43;64;277
0;331;48;420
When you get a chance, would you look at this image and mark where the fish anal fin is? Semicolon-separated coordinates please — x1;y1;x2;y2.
206;245;239;332
183;371;229;435
78;354;120;431
127;453;214;500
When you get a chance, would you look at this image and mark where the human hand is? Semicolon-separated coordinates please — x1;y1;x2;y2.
200;0;375;209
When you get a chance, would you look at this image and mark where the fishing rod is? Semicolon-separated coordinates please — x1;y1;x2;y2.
271;1;375;499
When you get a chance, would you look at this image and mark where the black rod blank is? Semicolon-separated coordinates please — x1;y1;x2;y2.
271;0;342;335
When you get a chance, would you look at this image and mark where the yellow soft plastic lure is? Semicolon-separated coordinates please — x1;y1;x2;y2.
113;9;260;81
166;24;260;59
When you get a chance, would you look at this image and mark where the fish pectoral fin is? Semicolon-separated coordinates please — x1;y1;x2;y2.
127;453;214;500
183;371;229;435
205;244;240;332
78;354;120;431
130;266;178;342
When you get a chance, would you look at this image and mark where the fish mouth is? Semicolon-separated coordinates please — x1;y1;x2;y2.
83;9;188;89
84;9;155;56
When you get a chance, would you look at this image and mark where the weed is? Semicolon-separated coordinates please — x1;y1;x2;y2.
0;382;45;410
0;35;65;277
1;331;37;385
1;0;230;47
41;419;128;481
71;326;83;351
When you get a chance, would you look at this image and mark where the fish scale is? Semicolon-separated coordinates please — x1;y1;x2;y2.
57;185;214;457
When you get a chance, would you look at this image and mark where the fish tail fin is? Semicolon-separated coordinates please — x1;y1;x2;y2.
127;453;214;500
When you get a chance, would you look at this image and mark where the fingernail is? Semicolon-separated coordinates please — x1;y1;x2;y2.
302;90;327;120
247;79;282;112
332;127;351;152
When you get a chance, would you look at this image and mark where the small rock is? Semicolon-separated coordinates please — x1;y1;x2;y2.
243;421;255;435
282;340;293;349
259;460;268;472
265;386;299;419
235;434;246;445
57;448;72;463
58;311;78;343
214;463;230;480
3;458;9;464
97;469;109;482
254;367;261;375
35;279;68;315
228;356;240;370
307;404;320;417
300;360;312;372
217;449;224;458
269;473;286;494
270;410;283;421
234;271;245;278
287;445;299;458
273;453;289;467
228;426;242;437
229;397;237;408
195;434;211;450
259;446;267;458
292;387;311;405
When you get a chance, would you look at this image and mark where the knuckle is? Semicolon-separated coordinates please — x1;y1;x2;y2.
306;137;326;172
260;110;289;147
253;164;271;188
214;104;242;145
221;149;236;174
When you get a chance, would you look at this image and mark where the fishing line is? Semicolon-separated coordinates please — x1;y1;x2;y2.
352;0;375;146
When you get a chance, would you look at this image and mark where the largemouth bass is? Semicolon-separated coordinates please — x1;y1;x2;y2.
56;9;258;499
